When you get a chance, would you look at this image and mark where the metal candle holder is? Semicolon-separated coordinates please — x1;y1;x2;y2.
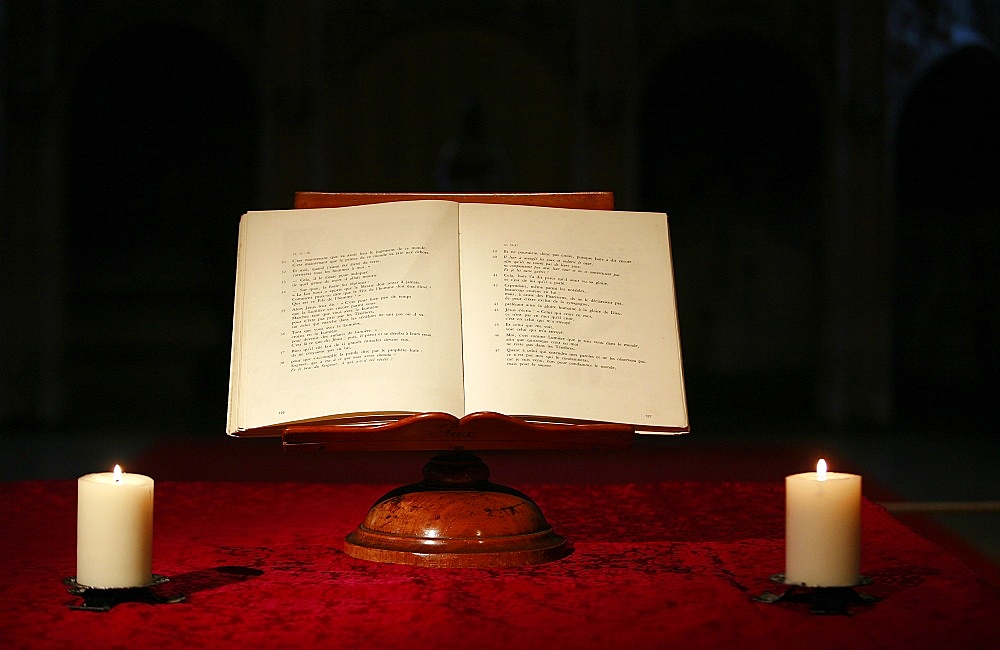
754;573;880;615
64;575;185;612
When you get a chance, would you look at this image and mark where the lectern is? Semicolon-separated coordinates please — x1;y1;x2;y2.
282;192;635;568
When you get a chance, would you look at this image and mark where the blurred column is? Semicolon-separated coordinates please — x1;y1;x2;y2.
819;0;893;428
1;0;67;428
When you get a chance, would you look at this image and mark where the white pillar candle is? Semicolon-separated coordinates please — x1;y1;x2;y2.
785;459;861;587
77;465;154;588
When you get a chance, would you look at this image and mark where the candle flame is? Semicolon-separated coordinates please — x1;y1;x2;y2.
113;464;123;483
816;458;828;481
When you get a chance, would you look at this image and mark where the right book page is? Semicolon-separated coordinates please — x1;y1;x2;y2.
457;203;688;432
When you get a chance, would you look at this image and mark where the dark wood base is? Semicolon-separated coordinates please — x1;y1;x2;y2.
344;451;570;568
281;411;633;567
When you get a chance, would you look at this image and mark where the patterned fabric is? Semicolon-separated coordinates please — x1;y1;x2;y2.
1;479;997;648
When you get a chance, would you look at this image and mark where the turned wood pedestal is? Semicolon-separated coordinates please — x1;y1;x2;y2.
282;412;633;568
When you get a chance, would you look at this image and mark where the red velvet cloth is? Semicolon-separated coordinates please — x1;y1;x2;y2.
1;479;998;648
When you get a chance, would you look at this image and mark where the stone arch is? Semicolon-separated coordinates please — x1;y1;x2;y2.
327;21;574;192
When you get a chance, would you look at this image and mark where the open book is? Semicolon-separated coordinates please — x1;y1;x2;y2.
227;200;687;437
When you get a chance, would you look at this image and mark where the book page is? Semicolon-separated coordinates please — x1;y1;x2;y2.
229;201;464;434
458;203;687;432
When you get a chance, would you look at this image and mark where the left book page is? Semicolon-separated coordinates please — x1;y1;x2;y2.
228;201;465;436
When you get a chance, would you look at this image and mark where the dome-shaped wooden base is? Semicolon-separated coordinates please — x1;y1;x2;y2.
344;452;570;568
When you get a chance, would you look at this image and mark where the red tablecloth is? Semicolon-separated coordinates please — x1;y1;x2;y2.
1;479;998;648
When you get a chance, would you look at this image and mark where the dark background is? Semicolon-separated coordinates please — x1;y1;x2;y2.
2;1;998;442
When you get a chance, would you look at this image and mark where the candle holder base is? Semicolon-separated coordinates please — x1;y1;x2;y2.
753;573;879;615
64;575;186;612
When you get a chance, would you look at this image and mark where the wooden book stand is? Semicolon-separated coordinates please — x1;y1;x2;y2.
282;192;634;567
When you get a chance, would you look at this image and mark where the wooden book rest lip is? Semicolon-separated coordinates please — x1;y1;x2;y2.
281;411;635;452
294;191;615;211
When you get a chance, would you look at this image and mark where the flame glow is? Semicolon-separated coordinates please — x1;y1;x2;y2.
113;464;123;483
816;458;828;481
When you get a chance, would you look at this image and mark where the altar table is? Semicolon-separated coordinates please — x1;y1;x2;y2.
1;478;997;648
